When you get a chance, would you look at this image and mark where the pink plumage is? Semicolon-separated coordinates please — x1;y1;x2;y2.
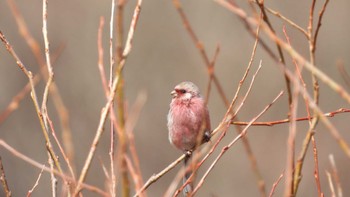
167;81;211;195
167;81;211;151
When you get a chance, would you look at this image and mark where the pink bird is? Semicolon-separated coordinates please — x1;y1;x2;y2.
167;81;211;195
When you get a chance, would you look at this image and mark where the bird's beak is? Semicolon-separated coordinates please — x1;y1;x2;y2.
171;90;177;98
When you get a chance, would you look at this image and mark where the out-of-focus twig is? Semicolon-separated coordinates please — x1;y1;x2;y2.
337;60;350;88
326;171;335;197
329;154;342;197
125;92;147;197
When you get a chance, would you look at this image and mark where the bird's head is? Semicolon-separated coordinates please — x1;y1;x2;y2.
170;81;201;101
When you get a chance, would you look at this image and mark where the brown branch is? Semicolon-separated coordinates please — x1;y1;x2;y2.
134;154;186;197
283;26;312;123
314;0;330;52
108;1;118;196
0;157;11;197
311;136;323;197
232;108;350;126
264;6;308;38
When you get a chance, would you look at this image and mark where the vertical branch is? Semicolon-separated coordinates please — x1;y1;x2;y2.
284;74;299;197
109;1;117;196
48;152;57;197
294;0;330;194
74;0;143;195
311;136;323;196
0;157;11;197
114;0;130;196
41;1;65;192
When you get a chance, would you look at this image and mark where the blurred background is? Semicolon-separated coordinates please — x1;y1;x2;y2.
0;0;350;196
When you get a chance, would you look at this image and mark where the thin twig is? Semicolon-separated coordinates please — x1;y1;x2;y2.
283;26;312;124
311;136;323;196
232;108;350;126
314;0;330;52
108;1;118;196
27;164;45;197
47;113;76;180
97;16;110;96
134;154;186;197
268;172;284;197
48;152;57;197
0;157;11;197
264;6;308;38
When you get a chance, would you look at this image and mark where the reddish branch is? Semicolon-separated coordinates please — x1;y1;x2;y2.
232;108;350;126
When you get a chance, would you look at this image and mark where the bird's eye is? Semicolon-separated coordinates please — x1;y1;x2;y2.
179;89;186;94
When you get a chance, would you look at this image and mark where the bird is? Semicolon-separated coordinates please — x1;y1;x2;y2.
167;81;211;195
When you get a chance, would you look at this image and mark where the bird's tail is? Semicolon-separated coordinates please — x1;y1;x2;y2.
183;153;193;196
